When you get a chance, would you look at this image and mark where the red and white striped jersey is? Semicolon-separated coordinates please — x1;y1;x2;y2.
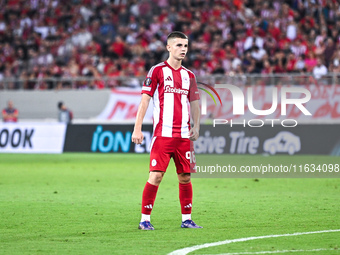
142;61;200;138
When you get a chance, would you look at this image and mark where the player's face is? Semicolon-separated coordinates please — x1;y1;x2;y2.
167;38;188;61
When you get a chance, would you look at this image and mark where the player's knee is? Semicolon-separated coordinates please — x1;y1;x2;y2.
178;173;191;184
148;171;164;185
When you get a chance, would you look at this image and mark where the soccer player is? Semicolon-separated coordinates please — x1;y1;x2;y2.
132;31;202;230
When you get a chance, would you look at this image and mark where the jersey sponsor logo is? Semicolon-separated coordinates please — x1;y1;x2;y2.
144;78;152;86
165;76;172;81
164;85;189;95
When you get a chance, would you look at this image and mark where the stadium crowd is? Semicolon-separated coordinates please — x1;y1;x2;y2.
0;0;340;89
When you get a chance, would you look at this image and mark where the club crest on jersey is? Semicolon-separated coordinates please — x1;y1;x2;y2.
164;85;189;95
144;78;152;86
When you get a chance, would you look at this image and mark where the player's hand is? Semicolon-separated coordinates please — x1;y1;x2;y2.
132;130;144;144
189;127;199;141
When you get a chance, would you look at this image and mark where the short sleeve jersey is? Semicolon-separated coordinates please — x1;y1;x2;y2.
142;61;200;138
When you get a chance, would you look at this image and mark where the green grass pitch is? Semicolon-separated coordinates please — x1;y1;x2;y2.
0;153;339;255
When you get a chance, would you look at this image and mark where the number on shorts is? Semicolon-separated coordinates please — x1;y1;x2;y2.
186;151;196;164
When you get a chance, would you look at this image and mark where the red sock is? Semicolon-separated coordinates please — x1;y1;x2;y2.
179;182;193;214
141;182;159;215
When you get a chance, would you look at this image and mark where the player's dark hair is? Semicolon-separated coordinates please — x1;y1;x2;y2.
58;101;63;109
167;31;188;42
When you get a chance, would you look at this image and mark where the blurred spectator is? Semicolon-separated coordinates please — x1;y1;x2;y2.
290;39;307;57
324;38;336;67
2;100;18;122
37;47;54;66
314;39;326;56
244;27;264;51
331;50;340;72
285;53;297;73
305;52;318;72
58;101;73;124
262;60;273;74
109;36;126;58
106;64;121;88
294;55;306;72
286;18;298;41
251;46;266;62
148;36;164;52
237;3;254;22
267;21;280;41
315;28;328;47
313;58;328;79
71;26;93;48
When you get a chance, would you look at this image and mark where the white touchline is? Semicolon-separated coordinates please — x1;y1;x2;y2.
167;229;340;255
204;248;332;255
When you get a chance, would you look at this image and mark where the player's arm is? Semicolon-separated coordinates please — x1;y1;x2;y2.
189;100;200;141
13;109;18;118
2;110;8;119
132;93;152;144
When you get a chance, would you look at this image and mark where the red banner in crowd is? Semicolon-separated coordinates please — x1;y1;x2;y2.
96;89;153;121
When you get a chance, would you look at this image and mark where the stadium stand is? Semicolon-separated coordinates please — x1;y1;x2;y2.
0;0;340;90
